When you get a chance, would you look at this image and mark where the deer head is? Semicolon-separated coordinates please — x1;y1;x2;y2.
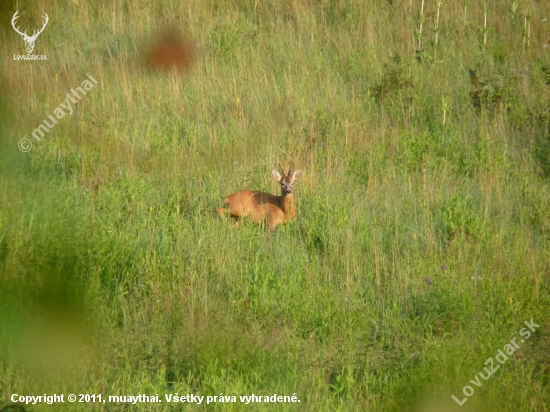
12;11;49;54
273;163;301;196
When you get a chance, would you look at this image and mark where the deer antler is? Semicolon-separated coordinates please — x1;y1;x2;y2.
11;11;48;41
11;11;28;37
36;13;50;36
31;13;49;40
277;161;285;176
288;161;295;177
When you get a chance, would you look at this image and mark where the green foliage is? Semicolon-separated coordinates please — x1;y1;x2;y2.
1;0;550;411
372;55;413;105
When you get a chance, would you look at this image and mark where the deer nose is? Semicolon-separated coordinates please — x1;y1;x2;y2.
284;189;292;195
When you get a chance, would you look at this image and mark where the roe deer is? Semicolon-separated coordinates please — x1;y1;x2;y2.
216;165;302;231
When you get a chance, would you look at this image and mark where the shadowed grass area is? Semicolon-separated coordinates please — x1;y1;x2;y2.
0;0;549;411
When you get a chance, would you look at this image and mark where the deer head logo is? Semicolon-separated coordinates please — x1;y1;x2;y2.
11;11;49;54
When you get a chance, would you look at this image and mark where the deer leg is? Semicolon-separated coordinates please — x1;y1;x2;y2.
216;207;228;218
267;215;279;232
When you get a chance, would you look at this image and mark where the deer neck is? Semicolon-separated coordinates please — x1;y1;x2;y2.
281;193;296;220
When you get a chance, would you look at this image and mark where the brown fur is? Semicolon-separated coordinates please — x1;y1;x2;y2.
216;167;301;231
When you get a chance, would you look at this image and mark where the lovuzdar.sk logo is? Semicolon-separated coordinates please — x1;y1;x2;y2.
11;10;48;61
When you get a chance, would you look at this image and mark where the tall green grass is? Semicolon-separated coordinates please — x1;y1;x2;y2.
1;0;549;410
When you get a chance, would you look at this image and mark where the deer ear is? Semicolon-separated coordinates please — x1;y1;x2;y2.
272;169;282;181
291;169;301;181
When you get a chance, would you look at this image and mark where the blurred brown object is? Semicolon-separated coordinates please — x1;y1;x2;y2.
146;28;195;73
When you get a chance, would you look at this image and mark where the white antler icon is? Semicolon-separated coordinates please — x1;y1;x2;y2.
11;11;49;54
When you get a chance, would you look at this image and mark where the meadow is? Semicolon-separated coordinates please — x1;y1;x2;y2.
0;0;549;410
